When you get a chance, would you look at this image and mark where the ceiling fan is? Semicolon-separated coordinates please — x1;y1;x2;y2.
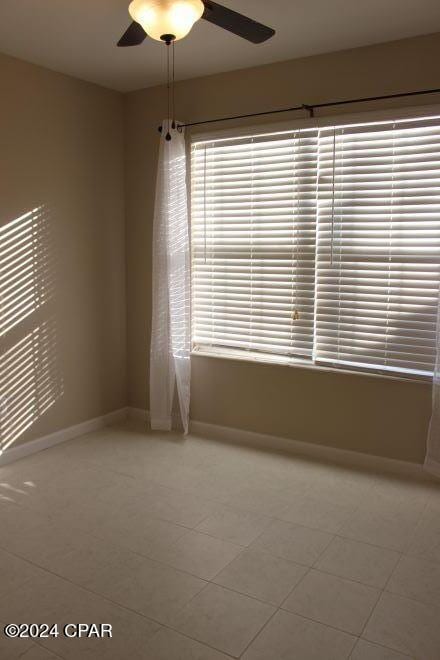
117;0;276;47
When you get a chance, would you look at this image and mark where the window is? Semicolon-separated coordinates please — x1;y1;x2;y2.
191;114;440;378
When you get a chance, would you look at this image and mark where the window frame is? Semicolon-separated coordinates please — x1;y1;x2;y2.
188;103;440;383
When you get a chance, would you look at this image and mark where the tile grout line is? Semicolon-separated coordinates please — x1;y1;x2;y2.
3;423;440;659
1;544;237;660
277;605;362;642
351;534;418;658
274;526;343;612
20;640;65;660
3;435;434;550
354;578;385;645
1;486;434;605
2;486;436;570
2;537;364;657
348;638;414;660
238;607;360;659
237;604;280;659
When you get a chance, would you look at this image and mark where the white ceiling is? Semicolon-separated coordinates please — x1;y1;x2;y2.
0;1;439;92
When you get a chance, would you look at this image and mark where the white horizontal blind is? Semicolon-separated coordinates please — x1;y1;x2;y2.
191;130;318;358
191;115;440;378
315;118;440;376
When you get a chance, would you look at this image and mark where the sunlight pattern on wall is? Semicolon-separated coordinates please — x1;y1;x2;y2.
0;206;63;454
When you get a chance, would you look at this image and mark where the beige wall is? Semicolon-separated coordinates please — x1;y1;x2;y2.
125;33;440;464
0;53;126;449
2;34;437;461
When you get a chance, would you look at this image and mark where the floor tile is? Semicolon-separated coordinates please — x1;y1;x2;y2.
147;529;243;580
18;646;63;660
0;452;72;494
142;484;220;527
0;504;91;570
224;484;291;518
268;471;310;494
142;462;208;492
0;480;34;508
283;569;380;635
47;538;143;586
363;592;440;660
214;548;308;606
86;553;206;624
172;583;275;657
406;505;440;564
250;519;333;566
0;548;47;597
369;476;435;512
54;479;142;535
305;473;373;509
339;503;422;552
184;473;244;505
0;463;115;514
61;597;161;660
0;620;34;660
2;423;437;660
386;554;440;607
428;486;440;511
315;536;400;588
279;493;357;533
92;512;188;559
0;569;87;623
0;569;161;660
242;609;356;660
350;639;414;660
196;506;272;546
145;628;231;659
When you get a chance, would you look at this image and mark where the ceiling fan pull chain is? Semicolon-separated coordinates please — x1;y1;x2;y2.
171;40;176;130
165;41;172;141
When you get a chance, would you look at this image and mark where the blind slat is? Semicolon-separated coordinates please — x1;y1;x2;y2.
191;116;440;375
315;120;440;373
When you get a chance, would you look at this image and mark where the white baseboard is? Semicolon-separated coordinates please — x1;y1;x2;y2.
0;408;128;467
189;419;426;479
127;407;150;422
128;407;180;426
424;457;440;479
2;404;427;480
127;407;183;429
126;407;425;478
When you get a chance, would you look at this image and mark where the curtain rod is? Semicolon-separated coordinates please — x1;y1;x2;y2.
170;87;440;131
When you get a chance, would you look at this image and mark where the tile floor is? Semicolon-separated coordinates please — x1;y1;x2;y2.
1;420;440;659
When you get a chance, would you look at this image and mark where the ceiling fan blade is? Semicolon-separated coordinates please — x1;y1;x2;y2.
117;22;147;47
202;1;275;43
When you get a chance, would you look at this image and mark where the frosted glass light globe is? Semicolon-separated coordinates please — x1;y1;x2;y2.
129;0;205;41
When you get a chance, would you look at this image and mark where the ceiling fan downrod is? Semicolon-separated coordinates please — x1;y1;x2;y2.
157;33;176;140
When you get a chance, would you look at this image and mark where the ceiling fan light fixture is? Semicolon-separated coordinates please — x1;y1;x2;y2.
128;0;205;41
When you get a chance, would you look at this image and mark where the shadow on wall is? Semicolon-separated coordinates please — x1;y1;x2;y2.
0;205;64;454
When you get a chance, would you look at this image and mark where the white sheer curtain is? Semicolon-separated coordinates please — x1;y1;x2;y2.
150;121;191;434
426;293;440;477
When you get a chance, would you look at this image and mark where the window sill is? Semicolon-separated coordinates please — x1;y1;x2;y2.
191;346;431;385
